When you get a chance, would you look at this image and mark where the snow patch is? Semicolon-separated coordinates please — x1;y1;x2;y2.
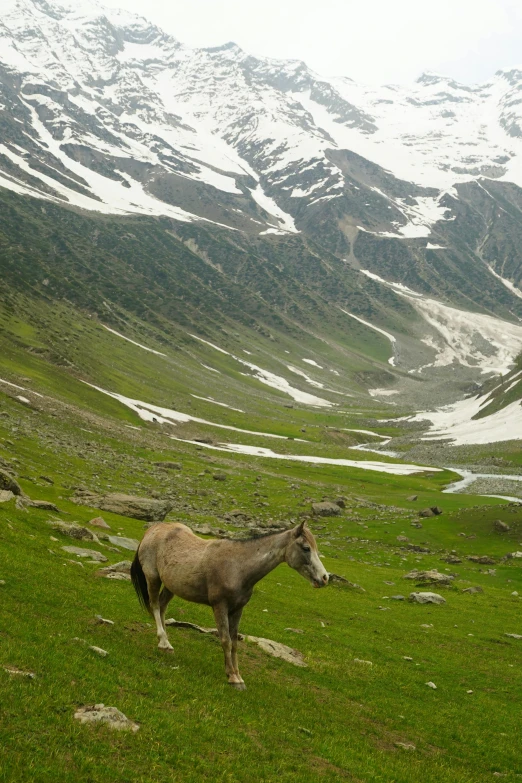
102;326;166;356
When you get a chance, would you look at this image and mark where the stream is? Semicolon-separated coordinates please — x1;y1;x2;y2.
443;470;522;503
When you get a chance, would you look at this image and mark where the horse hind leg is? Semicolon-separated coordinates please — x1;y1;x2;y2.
228;607;245;689
148;576;174;652
159;587;174;634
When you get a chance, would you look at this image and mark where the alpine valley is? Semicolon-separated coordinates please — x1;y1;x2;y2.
1;3;522;782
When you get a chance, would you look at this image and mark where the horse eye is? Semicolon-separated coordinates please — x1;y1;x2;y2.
302;545;311;553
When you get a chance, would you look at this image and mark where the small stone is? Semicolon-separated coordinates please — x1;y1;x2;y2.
425;681;437;689
391;595;405;601
213;473;227;481
406;495;418;502
462;586;484;594
505;633;522;639
3;666;35;678
0;580;5;586
421;624;433;628
0;490;15;503
89;646;108;657
511;591;519;597
285;628;304;634
395;742;416;750
404;569;453;585
95;615;114;626
468;555;495;565
353;658;373;666
403;656;413;661
89;517;111;529
419;508;435;518
396;535;409;543
409;592;446;605
74;704;139;732
467;690;473;694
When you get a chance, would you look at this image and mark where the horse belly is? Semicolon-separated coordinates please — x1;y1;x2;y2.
159;559;210;605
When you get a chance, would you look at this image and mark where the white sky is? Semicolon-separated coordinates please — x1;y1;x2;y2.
108;0;522;84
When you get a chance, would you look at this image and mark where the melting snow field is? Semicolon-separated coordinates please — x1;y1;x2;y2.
410;393;522;445
190;335;333;407
85;384;291;439
360;269;522;374
340;308;397;366
169;437;441;476
102;326;167;356
191;395;244;413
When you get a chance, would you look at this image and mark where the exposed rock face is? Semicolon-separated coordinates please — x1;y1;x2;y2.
409;592;446;605
72;489;172;522
0;470;22;496
0;490;15;503
312;501;341;517
74;704;139;732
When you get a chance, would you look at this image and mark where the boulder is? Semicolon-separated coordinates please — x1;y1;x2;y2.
404;569;453;585
153;461;182;470
419;508;435;518
335;498;346;509
0;490;14;503
48;521;99;542
72;490;172;522
494;520;510;533
107;535;139;552
462;586;484;594
506;551;522;559
96;561;132;578
24;499;60;512
441;554;462;564
74;705;139;732
213;473;227;481
409;592;446;605
431;506;443;515
312;501;341;517
407;495;418;502
0;469;22;496
396;535;409;543
89;516;110;529
468;555;495;565
61;546;107;562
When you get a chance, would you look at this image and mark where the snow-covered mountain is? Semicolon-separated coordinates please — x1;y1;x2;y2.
2;0;522;419
2;0;522;239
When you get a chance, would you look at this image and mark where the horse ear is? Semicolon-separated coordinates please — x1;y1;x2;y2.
294;521;306;538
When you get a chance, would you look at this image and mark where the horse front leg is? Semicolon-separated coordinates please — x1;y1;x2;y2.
228;607;245;689
213;602;245;690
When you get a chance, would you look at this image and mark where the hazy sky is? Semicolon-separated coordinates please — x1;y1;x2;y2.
110;0;522;85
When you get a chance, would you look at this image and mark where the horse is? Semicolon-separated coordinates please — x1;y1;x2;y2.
130;520;328;689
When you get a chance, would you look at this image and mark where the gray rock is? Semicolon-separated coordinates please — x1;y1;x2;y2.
74;704;139;732
419;508;435;518
89;646;108;657
153;461;182;470
96;560;132;577
404;569;453;585
407;495;418;502
48;521;99;542
494;520;510;533
441;554;462;564
0;469;22;496
409;592;446;605
72;490;172;522
462;586;484;594
0;490;15;503
390;595;405;600
468;555;495;565
505;633;522;639
94;615;114;626
107;536;139;552
312;501;341;517
61;546;107;562
396;535;409;543
24;499;60;512
213;472;227;481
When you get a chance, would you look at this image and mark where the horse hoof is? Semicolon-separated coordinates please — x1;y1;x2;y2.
229;681;246;691
158;645;174;653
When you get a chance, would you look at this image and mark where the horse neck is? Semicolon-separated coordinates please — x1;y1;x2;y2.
240;529;292;588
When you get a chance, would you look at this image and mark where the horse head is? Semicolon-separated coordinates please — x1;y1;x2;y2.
285;521;329;588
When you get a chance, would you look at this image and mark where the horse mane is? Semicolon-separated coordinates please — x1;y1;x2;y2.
238;527;292;542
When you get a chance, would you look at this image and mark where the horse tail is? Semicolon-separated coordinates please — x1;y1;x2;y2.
131;548;150;613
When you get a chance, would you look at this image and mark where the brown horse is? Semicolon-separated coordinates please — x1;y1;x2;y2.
131;520;328;689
